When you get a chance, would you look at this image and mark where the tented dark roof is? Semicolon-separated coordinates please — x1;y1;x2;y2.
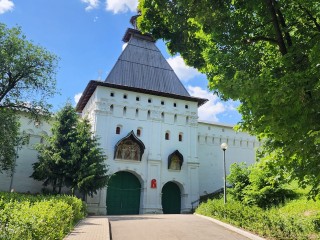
104;28;191;97
76;28;208;112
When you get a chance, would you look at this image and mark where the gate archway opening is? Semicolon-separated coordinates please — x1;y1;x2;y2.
161;181;181;214
106;171;141;215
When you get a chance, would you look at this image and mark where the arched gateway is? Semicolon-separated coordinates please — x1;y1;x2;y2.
162;181;181;214
106;171;141;215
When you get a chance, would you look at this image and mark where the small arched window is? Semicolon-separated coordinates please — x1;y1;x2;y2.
165;131;170;140
116;126;121;134
168;150;183;170
174;114;177;123
123;107;127;116
179;133;183;142
147;110;151;119
161;112;164;121
110;104;114;113
136;108;139;117
186;116;189;124
137;128;141;137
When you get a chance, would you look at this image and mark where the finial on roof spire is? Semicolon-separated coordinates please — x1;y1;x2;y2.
130;15;140;30
123;14;155;43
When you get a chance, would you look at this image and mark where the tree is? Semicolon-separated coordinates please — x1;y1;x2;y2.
228;160;295;208
70;118;109;198
0;109;20;173
138;0;320;196
0;23;58;172
32;104;78;193
227;162;250;202
32;104;109;196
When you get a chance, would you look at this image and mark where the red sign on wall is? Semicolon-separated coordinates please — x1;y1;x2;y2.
151;179;157;188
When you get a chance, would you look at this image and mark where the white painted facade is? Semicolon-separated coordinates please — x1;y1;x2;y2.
0;114;51;194
79;84;258;214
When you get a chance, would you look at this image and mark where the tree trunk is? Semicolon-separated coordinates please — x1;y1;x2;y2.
273;1;292;47
265;0;287;55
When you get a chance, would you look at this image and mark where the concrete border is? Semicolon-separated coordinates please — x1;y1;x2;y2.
194;213;266;240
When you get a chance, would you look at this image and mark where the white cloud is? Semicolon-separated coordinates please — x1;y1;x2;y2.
167;56;201;82
81;0;100;11
74;93;83;104
105;0;137;14
122;43;128;51
187;86;230;122
0;0;14;14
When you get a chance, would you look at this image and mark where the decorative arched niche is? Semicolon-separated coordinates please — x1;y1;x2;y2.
114;130;145;161
168;150;183;170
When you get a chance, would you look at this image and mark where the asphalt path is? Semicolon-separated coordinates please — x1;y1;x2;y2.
109;214;250;240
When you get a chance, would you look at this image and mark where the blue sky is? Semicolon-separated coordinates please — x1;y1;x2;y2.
0;0;241;124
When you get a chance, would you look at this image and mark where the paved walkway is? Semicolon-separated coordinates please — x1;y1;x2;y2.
64;214;264;240
109;214;262;240
64;216;110;240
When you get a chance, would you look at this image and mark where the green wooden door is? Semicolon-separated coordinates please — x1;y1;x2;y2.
106;171;141;215
162;182;181;214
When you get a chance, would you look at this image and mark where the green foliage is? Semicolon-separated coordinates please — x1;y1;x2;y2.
32;104;109;196
196;198;320;239
0;109;20;173
138;0;320;196
0;192;86;240
32;104;78;193
227;162;250;202
0;23;57;173
227;161;295;208
0;23;58;116
70;118;109;197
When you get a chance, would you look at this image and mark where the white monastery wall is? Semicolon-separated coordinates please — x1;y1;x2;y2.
0;114;51;193
197;121;259;195
84;86;200;214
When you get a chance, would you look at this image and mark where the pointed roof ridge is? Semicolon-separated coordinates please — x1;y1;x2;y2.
75;23;208;112
104;29;193;98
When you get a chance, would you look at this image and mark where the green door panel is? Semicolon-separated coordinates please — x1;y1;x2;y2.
162;181;181;214
107;171;141;215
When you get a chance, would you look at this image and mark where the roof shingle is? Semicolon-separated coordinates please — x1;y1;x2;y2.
104;29;191;97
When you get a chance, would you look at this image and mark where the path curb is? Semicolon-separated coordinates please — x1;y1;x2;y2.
194;213;266;240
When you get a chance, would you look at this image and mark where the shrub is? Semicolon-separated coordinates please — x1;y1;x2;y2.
227;162;250;202
0;192;86;240
227;161;296;208
196;198;320;239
